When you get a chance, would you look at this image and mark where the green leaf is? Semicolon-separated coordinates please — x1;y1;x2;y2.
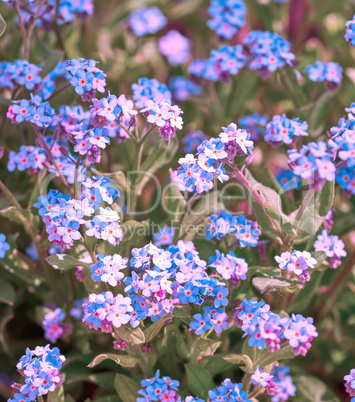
254;346;294;368
67;372;116;392
92;397;120;402
0;305;13;354
0;280;15;306
114;374;140;402
294;374;340;401
186;363;215;400
0;13;6;37
1;234;41;286
196;338;221;357
88;353;138;368
252;276;297;293
114;325;145;345
293;181;335;242
46;254;90;271
47;385;65;402
135;138;179;194
312;251;327;268
329;212;355;237
289;269;325;311
41;50;64;77
308;91;335;132
244;170;282;241
161;324;190;359
144;313;171;343
0;206;26;225
120;220;149;246
172;306;191;318
279;68;306;108
203;354;233;376
223;354;253;372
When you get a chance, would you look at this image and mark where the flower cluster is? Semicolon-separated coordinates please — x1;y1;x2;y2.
34;177;122;250
169;76;202;101
189;45;246;81
8;96;54;127
174;123;253;193
141;98;184;140
137;370;203;402
3;0;93;27
7;135;85;183
243;31;295;76
345;15;355;47
270;365;296;402
314;229;347;268
207;0;246;39
54;104;91;135
159;31;190;65
275;250;317;283
137;370;250;402
84;241;231;335
238;113;268;142
70;298;87;319
132;77;172;109
304;61;342;88
65;57;107;100
129;7;167;36
0;60;41;90
80;176;120;210
275;168;301;191
206;210;260;248
82;292;134;332
287;141;336;187
8;345;65;402
209;250;249;284
234;299;318;355
0;233;10;259
208;379;251;402
42;307;72;343
182;130;208;153
329;108;355;194
265;114;308;145
251;368;276;395
344;368;355;400
90;253;128;286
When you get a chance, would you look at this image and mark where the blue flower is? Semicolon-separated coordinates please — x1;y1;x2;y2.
169;77;202;101
177;282;201;304
207;0;246;39
345;16;355;47
189;313;212;335
0;233;10;258
213;286;229;308
129;7;167;36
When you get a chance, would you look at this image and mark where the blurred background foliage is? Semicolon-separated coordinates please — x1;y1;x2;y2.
0;0;355;401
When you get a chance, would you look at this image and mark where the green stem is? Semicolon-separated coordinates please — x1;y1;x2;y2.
74;155;83;199
47;83;71;102
316;251;355;320
126;141;144;220
31;125;73;195
242;373;252;393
